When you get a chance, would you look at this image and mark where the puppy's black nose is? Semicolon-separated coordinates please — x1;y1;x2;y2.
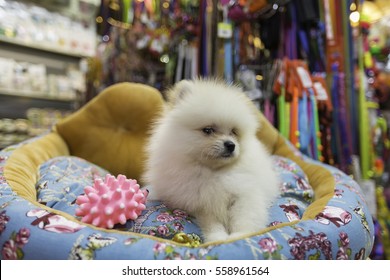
224;141;235;153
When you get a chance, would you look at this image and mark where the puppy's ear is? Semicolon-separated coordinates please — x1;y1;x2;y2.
167;80;193;105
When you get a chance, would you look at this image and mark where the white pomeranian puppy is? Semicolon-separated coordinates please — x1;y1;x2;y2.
143;79;280;242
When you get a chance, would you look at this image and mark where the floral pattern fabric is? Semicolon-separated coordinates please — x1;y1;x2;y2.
0;139;375;259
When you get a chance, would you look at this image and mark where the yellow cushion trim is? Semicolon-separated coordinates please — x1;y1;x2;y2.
4;132;69;201
256;111;280;153
56;82;164;183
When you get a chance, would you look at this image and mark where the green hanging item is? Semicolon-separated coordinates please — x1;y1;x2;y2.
278;86;288;138
122;0;132;23
358;40;370;179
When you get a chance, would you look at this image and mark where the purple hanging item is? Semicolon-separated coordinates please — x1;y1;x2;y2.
338;72;352;167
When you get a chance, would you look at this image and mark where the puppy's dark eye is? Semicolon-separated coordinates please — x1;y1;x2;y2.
231;128;238;136
202;127;215;135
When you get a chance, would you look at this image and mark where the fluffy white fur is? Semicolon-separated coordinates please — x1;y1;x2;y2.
143;79;280;242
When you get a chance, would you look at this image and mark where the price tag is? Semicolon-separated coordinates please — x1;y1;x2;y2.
314;82;328;101
277;69;285;85
218;22;233;39
296;66;313;89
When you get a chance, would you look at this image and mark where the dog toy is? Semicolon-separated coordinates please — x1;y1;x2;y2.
75;174;148;229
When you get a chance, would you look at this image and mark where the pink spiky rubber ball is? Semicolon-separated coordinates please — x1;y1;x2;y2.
75;174;148;229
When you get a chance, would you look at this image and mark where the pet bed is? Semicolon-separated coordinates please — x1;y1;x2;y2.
0;83;374;259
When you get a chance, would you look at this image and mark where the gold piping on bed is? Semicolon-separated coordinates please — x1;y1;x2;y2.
4;132;69;201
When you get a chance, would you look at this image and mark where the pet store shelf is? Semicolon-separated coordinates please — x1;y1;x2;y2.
0;39;85;121
0;36;91;59
0;88;77;102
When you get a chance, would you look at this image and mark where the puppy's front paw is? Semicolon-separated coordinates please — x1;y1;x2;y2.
204;230;229;243
229;231;250;240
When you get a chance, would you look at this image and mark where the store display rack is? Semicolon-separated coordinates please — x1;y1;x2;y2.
0;37;83;118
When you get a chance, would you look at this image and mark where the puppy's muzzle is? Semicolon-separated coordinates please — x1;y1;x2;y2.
222;140;236;157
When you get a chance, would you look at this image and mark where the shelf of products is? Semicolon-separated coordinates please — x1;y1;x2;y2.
0;40;86;142
0;35;91;59
0;0;97;148
0;53;85;102
0;88;77;102
0;0;96;57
